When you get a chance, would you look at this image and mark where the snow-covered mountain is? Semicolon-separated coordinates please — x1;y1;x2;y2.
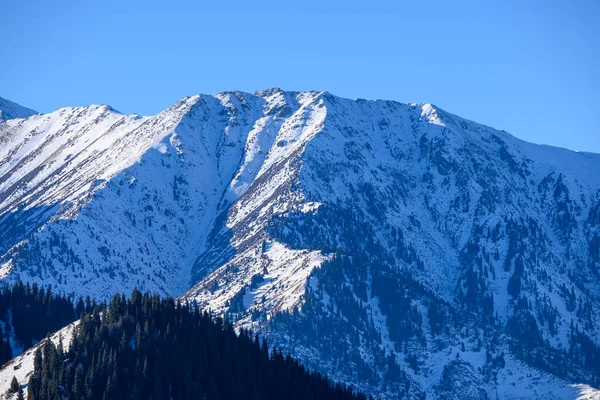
0;97;37;122
1;89;599;399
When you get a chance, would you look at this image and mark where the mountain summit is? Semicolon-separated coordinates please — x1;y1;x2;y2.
0;90;599;399
0;96;37;121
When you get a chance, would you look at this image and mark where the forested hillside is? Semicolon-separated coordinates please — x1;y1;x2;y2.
4;287;367;400
0;282;77;365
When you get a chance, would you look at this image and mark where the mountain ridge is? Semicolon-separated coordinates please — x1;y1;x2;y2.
0;97;37;122
1;90;599;399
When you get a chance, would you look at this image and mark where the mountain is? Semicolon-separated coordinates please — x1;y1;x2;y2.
0;89;599;399
0;97;37;122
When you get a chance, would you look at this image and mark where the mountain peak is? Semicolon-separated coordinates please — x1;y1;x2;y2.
1;89;599;399
253;87;285;97
0;96;37;121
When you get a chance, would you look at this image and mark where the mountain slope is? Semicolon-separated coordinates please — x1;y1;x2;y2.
181;94;600;397
0;90;599;398
0;321;79;399
0;90;329;297
0;97;37;122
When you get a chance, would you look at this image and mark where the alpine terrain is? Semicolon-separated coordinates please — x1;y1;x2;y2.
0;89;599;399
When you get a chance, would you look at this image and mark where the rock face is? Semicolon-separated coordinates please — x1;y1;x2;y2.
1;90;600;398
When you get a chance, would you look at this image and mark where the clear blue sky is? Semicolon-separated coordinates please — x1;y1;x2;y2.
1;0;598;152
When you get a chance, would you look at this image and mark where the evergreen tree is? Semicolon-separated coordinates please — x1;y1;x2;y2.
0;281;77;363
26;289;369;400
9;376;19;393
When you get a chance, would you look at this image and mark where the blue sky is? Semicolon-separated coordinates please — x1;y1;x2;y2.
1;0;598;152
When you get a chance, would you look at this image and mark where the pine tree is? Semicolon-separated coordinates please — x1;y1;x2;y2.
26;289;366;400
9;376;20;393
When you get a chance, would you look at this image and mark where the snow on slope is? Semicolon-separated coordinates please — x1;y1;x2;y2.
183;94;600;398
186;93;600;317
0;321;78;399
0;97;37;122
415;339;600;400
0;89;328;298
1;90;600;398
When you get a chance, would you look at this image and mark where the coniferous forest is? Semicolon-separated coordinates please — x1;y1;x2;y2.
0;281;77;365
24;289;369;400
